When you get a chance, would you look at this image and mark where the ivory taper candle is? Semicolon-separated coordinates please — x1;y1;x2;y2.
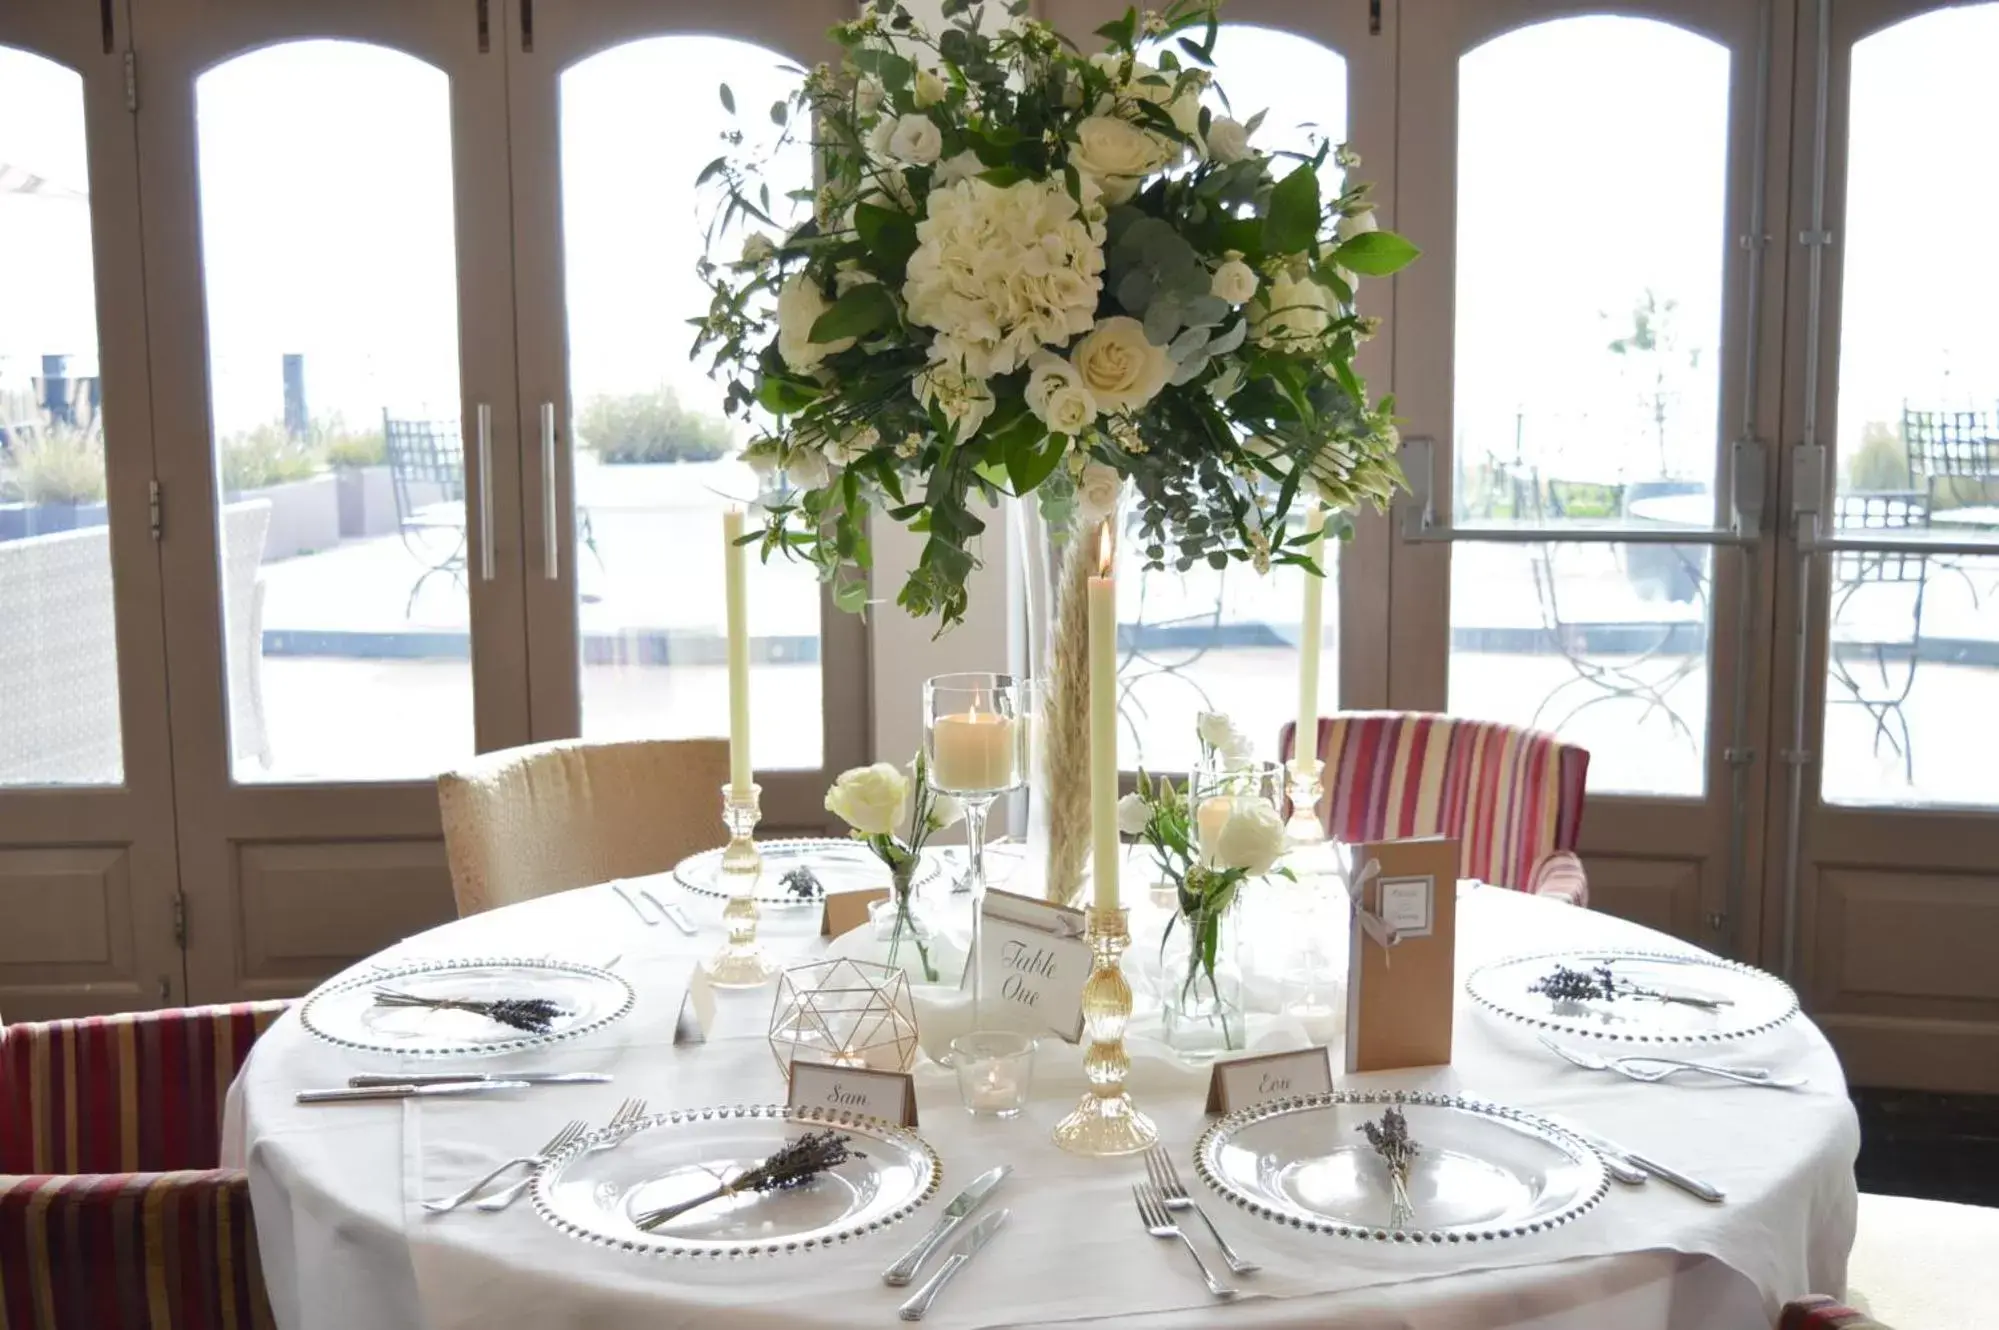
1295;500;1328;762
1088;522;1120;912
723;507;752;797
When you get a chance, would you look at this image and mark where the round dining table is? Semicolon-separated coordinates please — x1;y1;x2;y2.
224;864;1859;1330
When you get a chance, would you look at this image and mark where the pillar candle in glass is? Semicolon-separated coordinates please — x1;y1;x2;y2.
924;673;1028;1012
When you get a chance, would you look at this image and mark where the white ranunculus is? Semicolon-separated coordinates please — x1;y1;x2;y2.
1336;208;1378;241
1070;115;1172;204
927;789;964;831
1209;798;1285;876
776;276;856;371
825;762;911;837
1248;270;1335;349
888;112;943;166
1204;116;1250;164
1117;791;1152;837
903;178;1106;379
934;149;984;187
739;232;775;267
1070;316;1171;414
913;68;947;109
914;361;997;440
785;444;831;492
856;77;886;115
1211;257;1258;305
1076;461;1124;520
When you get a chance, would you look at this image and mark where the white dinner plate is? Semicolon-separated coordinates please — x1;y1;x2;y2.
299;957;634;1057
1465;948;1799;1044
531;1104;941;1258
672;838;942;906
1196;1089;1611;1243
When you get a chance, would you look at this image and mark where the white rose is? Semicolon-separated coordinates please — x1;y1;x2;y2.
1070;316;1171;414
913;68;947;109
1116;791;1151;837
1248;271;1335;349
1211;257;1258;305
1209;798;1285;876
856;77;885;115
785;444;831;491
739;232;775;267
1024;351;1099;435
1204;116;1250;164
934;149;984;187
1075;461;1124;520
776;276;855;370
1337;208;1378;241
866;114;898;162
888;112;943;166
1070;115;1170;204
1196;711;1242;753
926;789;964;831
825;762;911;837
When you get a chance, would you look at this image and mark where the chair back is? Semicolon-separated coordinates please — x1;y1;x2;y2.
1279;711;1588;891
0;1001;289;1174
1901;406;1999;480
382;413;466;515
438;737;731;916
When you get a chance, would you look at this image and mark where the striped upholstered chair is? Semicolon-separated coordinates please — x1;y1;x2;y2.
0;1001;288;1329
1779;1296;1891;1328
1279;711;1592;904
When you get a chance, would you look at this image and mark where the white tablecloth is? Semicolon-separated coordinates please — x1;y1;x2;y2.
224;877;1858;1330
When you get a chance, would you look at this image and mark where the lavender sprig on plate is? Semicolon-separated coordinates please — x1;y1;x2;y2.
1528;963;1733;1012
371;988;568;1033
635;1129;862;1231
1358;1106;1419;1227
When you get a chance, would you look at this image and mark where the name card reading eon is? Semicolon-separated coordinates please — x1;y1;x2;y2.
786;1061;918;1127
1204;1046;1335;1114
977;888;1089;1043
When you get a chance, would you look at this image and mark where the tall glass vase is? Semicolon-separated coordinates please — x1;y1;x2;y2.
1159;892;1246;1061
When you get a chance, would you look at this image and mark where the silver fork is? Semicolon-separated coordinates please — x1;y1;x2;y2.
474;1097;647;1211
1134;1183;1236;1300
422;1119;584;1214
1143;1145;1259;1274
1538;1034;1802;1088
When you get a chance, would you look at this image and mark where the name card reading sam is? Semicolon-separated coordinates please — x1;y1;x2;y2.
786;1061;919;1127
977;887;1089;1043
1204;1046;1335;1114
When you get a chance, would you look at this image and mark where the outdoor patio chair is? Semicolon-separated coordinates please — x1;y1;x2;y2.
382;412;468;616
1828;492;1929;782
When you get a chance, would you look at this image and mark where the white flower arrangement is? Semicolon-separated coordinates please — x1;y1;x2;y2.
825;753;962;981
692;0;1417;628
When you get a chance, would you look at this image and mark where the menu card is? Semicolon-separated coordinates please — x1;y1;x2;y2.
1345;837;1459;1073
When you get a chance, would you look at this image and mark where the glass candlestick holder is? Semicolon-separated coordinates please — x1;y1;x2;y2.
702;782;780;989
1052;906;1158;1157
1284;755;1327;847
924;672;1028;1014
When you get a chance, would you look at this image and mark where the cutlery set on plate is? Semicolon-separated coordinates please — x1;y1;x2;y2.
423;1097;648;1214
881;1164;1011;1321
612;881;697;934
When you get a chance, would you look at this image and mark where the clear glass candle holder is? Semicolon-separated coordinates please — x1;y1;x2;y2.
951;1030;1036;1117
924;672;1030;1015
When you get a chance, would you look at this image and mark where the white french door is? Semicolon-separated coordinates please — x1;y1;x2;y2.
130;0;534;1001
499;0;867;829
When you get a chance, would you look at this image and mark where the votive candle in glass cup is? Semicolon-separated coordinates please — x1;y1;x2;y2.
951;1030;1036;1118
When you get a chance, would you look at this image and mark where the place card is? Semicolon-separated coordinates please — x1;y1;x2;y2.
821;887;890;937
977;887;1089;1043
786;1061;919;1127
1345;836;1460;1074
1205;1046;1334;1114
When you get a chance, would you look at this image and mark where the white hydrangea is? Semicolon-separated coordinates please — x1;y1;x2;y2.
903;177;1106;379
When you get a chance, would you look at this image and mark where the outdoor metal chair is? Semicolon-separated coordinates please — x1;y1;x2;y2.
382;412;468;616
1828;491;1930;782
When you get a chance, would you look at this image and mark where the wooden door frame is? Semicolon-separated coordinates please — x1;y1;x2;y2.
500;0;867;830
0;0;185;1018
1386;0;1795;950
129;0;531;1002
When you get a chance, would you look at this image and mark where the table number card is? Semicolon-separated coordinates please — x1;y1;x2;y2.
1345;836;1460;1074
1205;1046;1334;1114
821;887;889;937
977;887;1089;1043
786;1061;919;1127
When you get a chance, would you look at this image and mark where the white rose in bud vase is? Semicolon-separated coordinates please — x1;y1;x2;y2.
927;790;964;831
1070;316;1171;414
1211;257;1258;305
1195;711;1238;752
785;444;831;492
1337;208;1377;241
776;277;855;371
913;68;948;109
888;113;943;166
1117;791;1152;837
1075;462;1124;520
825;762;912;838
1209;799;1285;877
1204;116;1250;164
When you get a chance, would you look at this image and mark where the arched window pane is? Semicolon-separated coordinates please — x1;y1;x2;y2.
0;48;120;786
1824;4;1999;807
196;41;470;782
1447;17;1730;796
560;36;822;768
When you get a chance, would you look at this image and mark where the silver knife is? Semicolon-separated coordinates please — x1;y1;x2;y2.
881;1165;1011;1286
898;1209;1007;1321
296;1080;532;1104
1555;1118;1723;1201
346;1072;611;1088
638;886;698;936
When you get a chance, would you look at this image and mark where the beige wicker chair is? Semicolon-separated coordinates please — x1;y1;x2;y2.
437;737;731;916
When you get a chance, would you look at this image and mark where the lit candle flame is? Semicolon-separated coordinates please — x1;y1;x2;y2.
1096;520;1114;577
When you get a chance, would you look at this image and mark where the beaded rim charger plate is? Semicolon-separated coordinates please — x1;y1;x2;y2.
1465;948;1799;1044
672;838;940;906
1195;1089;1611;1244
530;1104;942;1258
298;957;635;1057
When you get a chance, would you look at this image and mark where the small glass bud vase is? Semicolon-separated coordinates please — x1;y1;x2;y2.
702;782;780;988
1052;906;1158;1157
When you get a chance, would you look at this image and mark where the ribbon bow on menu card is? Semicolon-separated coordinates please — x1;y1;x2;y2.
1344;837;1460;1074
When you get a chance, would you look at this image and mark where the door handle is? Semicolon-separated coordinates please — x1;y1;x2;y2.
541;402;559;582
476;402;494;581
